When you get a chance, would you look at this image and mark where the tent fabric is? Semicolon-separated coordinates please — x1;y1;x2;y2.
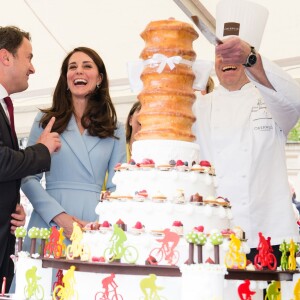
1;0;300;135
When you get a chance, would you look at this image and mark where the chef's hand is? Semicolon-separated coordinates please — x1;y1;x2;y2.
216;36;251;65
216;36;274;89
11;204;26;234
52;213;77;239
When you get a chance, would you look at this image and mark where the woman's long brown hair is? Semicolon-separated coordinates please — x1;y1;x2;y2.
40;47;118;139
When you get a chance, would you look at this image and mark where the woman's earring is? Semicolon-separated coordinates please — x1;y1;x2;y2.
96;83;101;89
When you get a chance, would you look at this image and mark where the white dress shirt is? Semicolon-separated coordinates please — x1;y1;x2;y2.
0;84;10;122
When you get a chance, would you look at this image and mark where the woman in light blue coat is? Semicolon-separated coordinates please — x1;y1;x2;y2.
21;47;126;248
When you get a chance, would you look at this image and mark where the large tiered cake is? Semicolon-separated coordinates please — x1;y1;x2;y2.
96;17;233;247
101;18;230;232
93;18;236;299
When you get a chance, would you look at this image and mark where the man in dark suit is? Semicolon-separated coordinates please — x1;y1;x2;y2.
0;26;61;292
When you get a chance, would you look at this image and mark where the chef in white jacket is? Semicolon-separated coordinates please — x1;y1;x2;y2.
194;0;300;262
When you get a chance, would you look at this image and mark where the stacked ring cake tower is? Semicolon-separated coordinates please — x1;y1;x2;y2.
136;19;198;142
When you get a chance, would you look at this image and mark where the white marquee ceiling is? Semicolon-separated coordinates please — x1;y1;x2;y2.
2;0;300;135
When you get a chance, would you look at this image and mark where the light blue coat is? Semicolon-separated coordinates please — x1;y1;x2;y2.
21;112;126;249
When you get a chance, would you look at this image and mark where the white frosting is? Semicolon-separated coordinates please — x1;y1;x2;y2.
15;256;52;300
112;169;216;200
180;263;227;300
96;200;232;235
132;140;200;165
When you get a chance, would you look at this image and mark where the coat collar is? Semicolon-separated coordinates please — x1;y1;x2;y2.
217;82;253;94
61;115;100;176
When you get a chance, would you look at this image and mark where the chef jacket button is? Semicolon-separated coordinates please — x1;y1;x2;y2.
241;174;247;178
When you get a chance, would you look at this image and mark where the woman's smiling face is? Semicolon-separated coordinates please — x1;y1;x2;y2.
66;51;102;98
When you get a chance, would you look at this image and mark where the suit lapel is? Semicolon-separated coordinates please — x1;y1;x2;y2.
62;116;94;176
0;104;18;149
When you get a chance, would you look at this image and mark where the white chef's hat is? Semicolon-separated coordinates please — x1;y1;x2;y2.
216;0;269;50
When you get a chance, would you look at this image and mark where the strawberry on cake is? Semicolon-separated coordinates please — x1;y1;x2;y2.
131;221;145;234
175;160;189;172
139;158;155;169
172;221;184;235
134;189;149;201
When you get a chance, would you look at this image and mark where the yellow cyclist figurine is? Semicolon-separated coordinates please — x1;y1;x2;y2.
63;266;76;295
288;239;297;271
110;224;127;259
229;233;242;252
140;274;166;300
58;227;66;254
69;222;83;258
52;265;78;300
294;278;300;300
225;233;246;269
25;266;42;299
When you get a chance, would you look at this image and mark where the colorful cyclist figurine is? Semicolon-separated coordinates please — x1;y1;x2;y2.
288;239;298;271
25;266;43;299
237;280;256;300
257;232;270;255
224;233;246;269
229;233;242;252
58;227;66;256
140;274;166;300
52;266;78;300
104;224;138;263
294;278;300;300
102;274;117;299
44;226;62;258
66;222;86;260
265;281;281;300
63;265;76;293
254;232;277;270
279;240;289;271
53;269;64;291
70;222;83;248
154;228;180;264
49;226;60;244
110;224;127;259
94;273;123;300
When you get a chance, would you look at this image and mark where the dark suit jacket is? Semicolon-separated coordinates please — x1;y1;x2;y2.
0;104;51;291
